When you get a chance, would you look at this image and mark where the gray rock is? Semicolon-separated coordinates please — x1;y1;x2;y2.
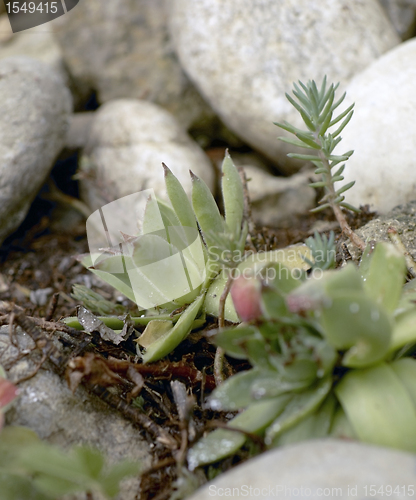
346;200;416;261
336;39;416;213
80;99;215;211
241;162;315;226
0;326;151;500
189;439;416;500
0;17;88;107
65;112;95;151
169;0;399;173
0;21;66;82
0;56;72;246
52;0;214;129
379;0;416;39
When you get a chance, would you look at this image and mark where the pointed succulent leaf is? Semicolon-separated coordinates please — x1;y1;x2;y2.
327;154;350;162
329;103;354;127
318;76;328;101
157;200;182;231
275;121;314;137
306;82;319;117
318;108;333;137
339;202;360;212
331;175;345;183
329;91;347;115
85;263;137;304
136;320;173;349
308;181;327;189
310;203;331;212
142;196;173;238
294;132;320;149
331;110;354;138
291;86;310;109
287;153;321;161
278;136;317;149
335;363;416;452
162;164;197;231
285;93;313;126
222;151;244;237
333;195;345;204
318;84;334;115
332;164;345;177
191;171;225;241
141;294;205;362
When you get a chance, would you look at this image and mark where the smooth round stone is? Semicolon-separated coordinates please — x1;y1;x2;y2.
52;0;213;129
189;439;416;499
80;99;215;211
170;0;399;173
0;56;72;246
336;38;416;213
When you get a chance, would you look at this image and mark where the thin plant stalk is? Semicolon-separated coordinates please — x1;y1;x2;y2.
214;270;235;385
316;149;365;251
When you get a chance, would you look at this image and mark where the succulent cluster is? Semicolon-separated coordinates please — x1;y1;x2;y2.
69;153;251;362
63;77;416;471
67;151;315;363
188;242;416;467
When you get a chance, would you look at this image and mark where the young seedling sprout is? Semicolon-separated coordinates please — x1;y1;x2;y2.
275;77;366;251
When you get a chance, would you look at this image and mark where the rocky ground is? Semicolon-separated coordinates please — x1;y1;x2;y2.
1;1;416;499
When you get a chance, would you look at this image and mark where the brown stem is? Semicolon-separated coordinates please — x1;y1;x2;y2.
218;271;234;329
214;271;235;385
317;150;365;251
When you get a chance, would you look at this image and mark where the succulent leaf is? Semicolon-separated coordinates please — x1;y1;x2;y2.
361;242;406;314
208;367;314;411
141;294;205;363
335;363;416;452
163;163;197;232
321;292;391;368
273;394;337;447
187;395;292;470
191;171;225;243
265;376;332;445
221;151;245;237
